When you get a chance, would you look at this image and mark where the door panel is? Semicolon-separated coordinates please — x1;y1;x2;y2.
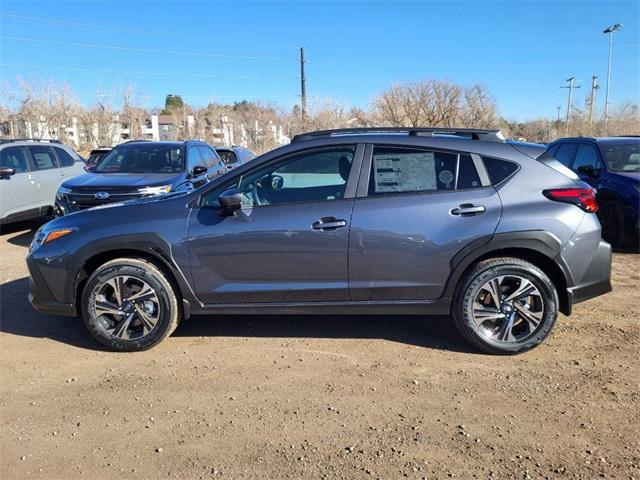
349;188;501;300
187;200;353;303
28;146;62;208
0;146;38;219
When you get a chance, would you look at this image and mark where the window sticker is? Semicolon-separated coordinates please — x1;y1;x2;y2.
373;152;437;193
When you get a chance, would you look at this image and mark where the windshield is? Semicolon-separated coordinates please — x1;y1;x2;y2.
602;141;640;173
95;144;184;173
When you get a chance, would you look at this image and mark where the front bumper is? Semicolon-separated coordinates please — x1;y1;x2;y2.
27;245;78;317
565;239;612;313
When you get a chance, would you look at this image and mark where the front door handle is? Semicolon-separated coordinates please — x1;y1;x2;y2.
312;216;347;231
450;204;486;216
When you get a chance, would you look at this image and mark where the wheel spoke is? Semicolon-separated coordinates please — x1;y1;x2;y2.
95;300;122;316
497;312;517;342
128;285;156;303
106;276;129;305
133;305;158;334
504;278;539;302
472;305;504;325
514;304;543;331
111;312;135;339
483;277;503;308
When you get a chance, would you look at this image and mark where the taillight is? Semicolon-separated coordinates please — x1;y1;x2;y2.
543;188;598;213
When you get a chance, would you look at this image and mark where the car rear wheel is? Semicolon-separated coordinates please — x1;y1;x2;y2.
453;257;559;355
81;258;180;352
599;200;628;248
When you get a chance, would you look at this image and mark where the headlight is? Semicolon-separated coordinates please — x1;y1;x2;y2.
30;226;79;251
138;185;172;196
56;186;71;200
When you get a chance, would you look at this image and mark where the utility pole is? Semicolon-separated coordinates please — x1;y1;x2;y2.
561;77;580;136
299;47;307;126
556;105;562;123
588;74;599;129
603;23;623;129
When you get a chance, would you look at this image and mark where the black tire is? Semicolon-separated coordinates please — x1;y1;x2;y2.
81;258;180;352
453;257;559;355
599;200;628;248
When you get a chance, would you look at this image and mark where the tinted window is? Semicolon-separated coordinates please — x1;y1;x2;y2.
29;146;58;170
601;141;640;172
96;144;184;173
234;146;355;207
54;147;76;167
368;147;481;195
218;150;239;166
0;147;30;173
553;143;577;167
483;157;519;184
87;151;109;167
547;145;560;157
187;146;204;171
573;144;601;172
198;146;220;168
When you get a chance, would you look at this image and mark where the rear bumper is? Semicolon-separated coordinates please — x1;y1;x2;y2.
565;239;612;314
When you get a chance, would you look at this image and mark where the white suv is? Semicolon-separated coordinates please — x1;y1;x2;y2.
0;139;85;225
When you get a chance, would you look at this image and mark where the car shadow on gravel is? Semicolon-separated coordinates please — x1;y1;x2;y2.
1;277;475;353
1;220;44;247
174;314;476;353
0;277;102;350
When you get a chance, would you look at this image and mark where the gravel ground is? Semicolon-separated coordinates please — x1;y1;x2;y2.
1;220;639;480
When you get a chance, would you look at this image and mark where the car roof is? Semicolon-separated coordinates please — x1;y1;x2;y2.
549;136;640;144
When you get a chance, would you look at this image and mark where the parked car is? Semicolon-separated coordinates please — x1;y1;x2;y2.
545;136;640;247
54;140;227;215
215;145;255;170
85;146;113;169
0;139;85;225
28;127;611;354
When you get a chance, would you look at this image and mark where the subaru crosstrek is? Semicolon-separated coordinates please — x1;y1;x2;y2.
27;128;612;354
54;140;227;215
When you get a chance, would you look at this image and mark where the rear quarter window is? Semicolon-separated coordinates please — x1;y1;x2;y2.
482;157;519;184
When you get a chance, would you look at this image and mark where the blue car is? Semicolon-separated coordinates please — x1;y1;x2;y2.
546;137;640;247
55;140;227;215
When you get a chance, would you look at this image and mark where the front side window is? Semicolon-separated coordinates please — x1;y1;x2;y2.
601;142;640;173
28;146;58;170
0;147;30;173
96;144;184;173
212;146;355;208
198;146;219;168
368;146;482;195
573;144;601;172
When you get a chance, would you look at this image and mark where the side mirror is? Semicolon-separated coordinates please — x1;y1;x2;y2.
0;167;16;178
577;165;596;177
192;165;208;177
218;188;242;215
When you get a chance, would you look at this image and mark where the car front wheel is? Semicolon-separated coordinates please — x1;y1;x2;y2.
81;258;180;352
453;257;559;355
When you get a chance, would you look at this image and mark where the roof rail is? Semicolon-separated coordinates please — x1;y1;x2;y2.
0;138;62;144
291;127;505;143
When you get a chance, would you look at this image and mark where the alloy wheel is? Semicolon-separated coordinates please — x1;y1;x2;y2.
92;275;160;340
471;275;545;343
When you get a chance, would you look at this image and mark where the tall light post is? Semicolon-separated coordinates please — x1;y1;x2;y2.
603;23;623;129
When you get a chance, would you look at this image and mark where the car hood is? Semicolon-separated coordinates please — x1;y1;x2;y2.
62;172;181;189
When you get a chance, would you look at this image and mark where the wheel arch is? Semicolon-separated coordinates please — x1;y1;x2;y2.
445;232;573;315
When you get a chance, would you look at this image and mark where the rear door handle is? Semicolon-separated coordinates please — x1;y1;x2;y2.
450;204;486;216
312;216;347;231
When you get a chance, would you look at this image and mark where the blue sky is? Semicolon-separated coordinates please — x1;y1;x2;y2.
0;0;638;120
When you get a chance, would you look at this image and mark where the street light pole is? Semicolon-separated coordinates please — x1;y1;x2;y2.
603;23;623;129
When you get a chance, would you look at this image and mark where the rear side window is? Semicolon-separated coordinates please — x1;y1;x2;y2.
218;150;239;166
368;146;483;195
553;143;577;167
53;147;76;167
0;147;30;173
483;157;519;184
29;146;58;170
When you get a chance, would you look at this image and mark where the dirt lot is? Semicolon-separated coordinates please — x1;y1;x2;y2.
1;221;638;480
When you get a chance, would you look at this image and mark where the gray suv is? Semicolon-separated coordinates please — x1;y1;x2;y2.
27;128;612;354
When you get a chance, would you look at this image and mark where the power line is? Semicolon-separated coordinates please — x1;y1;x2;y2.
0;63;298;80
0;36;297;61
0;13;297;50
